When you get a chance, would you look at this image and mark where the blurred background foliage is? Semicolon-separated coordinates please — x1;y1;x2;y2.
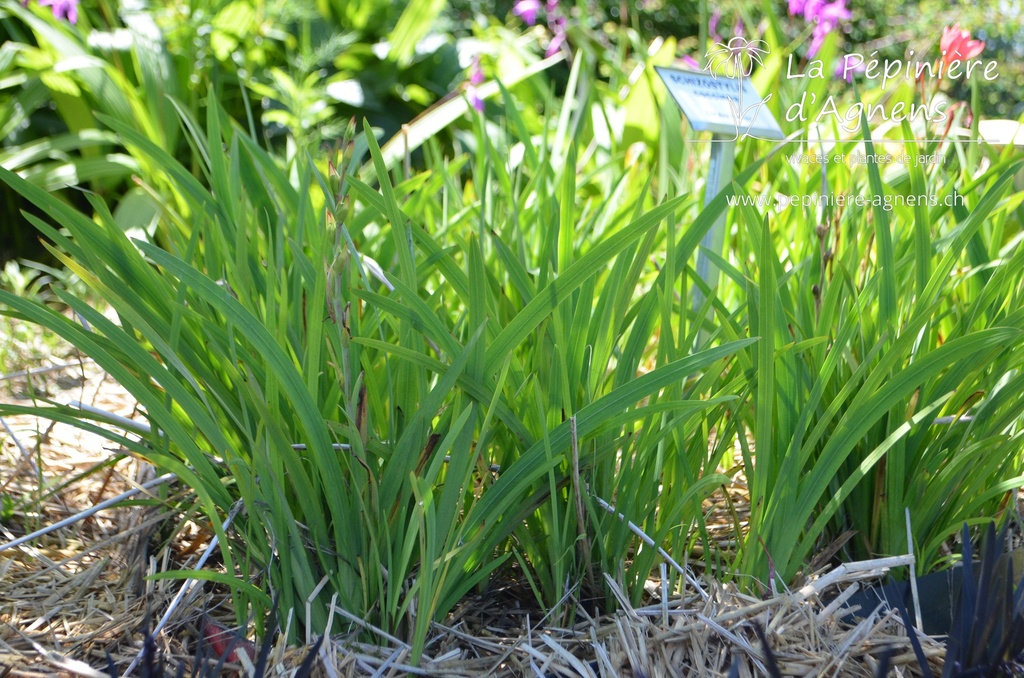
2;0;1022;262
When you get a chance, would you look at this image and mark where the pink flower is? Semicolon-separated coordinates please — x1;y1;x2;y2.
39;0;78;23
680;54;700;70
545;13;567;57
790;0;852;57
469;55;484;86
835;55;865;81
512;0;541;26
467;89;484;112
816;1;851;27
709;9;721;42
940;23;985;67
802;0;828;20
790;0;829;20
466;55;484;112
545;33;565;57
805;0;850;57
513;0;568;57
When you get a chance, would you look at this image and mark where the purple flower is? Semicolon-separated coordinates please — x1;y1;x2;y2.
466;55;485;112
680;54;700;70
804;0;851;57
808;25;828;57
545;13;567;57
834;55;865;81
545;32;565;57
512;0;541;26
513;0;569;57
469;55;484;86
39;0;78;23
816;0;851;25
787;0;806;15
801;0;828;20
709;8;721;42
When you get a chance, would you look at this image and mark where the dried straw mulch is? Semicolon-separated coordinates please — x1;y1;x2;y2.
0;354;943;677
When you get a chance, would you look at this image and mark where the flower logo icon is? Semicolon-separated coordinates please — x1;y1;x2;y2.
703;37;769;79
702;37;773;140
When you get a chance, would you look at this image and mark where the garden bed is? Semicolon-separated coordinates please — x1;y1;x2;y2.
1;356;945;677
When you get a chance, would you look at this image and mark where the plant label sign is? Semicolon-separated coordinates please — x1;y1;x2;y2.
654;67;784;140
654;67;783;324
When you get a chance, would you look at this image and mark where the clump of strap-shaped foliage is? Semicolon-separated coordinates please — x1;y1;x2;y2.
2;16;1024;668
